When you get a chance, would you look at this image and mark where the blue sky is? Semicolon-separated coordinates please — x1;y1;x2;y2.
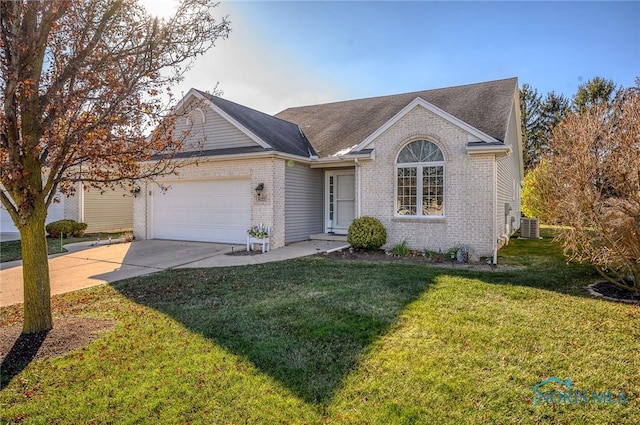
146;1;639;114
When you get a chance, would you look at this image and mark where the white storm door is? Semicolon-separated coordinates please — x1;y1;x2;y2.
326;171;355;234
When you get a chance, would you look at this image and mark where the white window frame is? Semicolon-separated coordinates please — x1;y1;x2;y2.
395;140;445;218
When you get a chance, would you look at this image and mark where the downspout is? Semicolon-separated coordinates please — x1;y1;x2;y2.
79;182;85;223
493;158;498;266
355;158;361;217
144;182;148;240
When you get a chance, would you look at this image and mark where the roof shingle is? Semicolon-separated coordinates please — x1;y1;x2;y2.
275;77;517;157
196;89;317;158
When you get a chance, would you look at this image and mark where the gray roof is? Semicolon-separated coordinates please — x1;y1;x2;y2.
195;89;317;158
275;77;517;158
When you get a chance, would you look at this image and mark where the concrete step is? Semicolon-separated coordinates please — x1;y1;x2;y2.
309;233;347;242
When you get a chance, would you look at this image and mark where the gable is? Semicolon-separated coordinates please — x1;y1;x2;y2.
174;96;263;154
276;77;518;158
354;97;501;153
366;103;477;162
195;90;317;158
169;89;317;159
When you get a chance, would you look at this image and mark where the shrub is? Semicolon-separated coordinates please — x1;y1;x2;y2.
389;241;411;256
46;219;88;238
445;246;460;261
424;249;445;262
521;160;558;223
545;90;640;293
347;216;387;251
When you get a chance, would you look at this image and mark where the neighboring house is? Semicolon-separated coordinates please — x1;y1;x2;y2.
0;191;65;233
0;185;133;234
133;77;523;258
64;184;134;233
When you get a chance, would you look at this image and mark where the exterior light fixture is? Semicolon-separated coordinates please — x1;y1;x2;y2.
255;183;264;196
132;186;141;197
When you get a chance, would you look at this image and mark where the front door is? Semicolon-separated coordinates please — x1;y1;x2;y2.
326;171;355;234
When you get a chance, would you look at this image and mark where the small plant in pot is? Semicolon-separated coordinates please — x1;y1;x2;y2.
247;225;269;239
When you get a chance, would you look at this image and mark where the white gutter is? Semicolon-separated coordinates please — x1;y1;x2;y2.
308;152;374;169
141;150;318;166
355;158;362;217
493;159;498;266
466;145;512;157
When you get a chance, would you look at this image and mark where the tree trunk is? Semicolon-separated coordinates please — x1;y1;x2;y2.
19;201;53;334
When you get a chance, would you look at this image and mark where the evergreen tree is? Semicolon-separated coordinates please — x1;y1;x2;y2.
519;84;545;172
573;77;617;111
540;91;570;153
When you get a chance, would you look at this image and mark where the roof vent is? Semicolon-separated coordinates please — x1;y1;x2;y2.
520;218;540;239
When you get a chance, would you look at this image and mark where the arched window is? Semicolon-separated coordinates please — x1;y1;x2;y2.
396;140;445;217
185;108;206;126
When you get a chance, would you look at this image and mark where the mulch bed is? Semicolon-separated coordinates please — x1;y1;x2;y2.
225;248;263;256
1;317;115;388
588;281;640;304
324;249;507;270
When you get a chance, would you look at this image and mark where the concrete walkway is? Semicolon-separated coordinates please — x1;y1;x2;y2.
0;239;349;307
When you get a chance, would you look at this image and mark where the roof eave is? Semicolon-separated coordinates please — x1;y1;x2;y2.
466;144;512;158
143;149;317;165
307;149;374;167
354;97;503;152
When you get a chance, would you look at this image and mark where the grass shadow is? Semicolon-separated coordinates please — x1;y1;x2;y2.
113;258;436;404
1;331;48;389
110;230;601;405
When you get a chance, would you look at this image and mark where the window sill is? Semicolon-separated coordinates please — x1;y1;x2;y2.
393;216;446;223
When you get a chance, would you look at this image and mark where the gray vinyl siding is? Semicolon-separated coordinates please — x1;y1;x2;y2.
496;103;522;237
83;186;134;232
285;163;324;243
496;156;514;236
176;98;259;152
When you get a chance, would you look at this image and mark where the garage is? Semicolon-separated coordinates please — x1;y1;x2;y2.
83;186;133;233
150;179;251;244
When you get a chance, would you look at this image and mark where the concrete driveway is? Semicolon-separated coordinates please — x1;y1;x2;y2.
0;240;241;307
0;239;349;307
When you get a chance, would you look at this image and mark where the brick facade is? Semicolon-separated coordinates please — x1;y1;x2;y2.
63;182;82;222
133;157;287;249
359;105;496;257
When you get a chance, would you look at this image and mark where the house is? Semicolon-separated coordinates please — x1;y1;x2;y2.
1;185;133;235
64;184;134;233
1;192;65;234
133;77;523;259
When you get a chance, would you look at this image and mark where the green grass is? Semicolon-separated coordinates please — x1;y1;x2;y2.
0;232;130;263
1;229;638;424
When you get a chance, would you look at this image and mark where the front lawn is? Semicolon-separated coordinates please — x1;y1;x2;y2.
1;230;638;423
0;232;130;263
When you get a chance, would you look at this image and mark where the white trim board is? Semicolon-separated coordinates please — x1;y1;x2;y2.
354;97;503;152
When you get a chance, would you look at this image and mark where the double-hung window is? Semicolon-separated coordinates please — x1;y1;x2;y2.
396;140;445;217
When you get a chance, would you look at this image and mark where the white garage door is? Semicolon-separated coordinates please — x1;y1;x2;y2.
1;196;65;233
151;179;251;243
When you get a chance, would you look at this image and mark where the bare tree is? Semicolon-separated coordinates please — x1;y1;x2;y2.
0;0;230;333
547;87;640;293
